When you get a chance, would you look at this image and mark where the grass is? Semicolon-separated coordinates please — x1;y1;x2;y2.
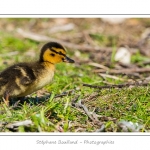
0;20;150;132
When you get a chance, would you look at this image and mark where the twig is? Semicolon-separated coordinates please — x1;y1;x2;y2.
78;100;103;126
94;67;150;74
78;100;94;121
95;124;105;132
88;62;109;70
0;51;19;57
17;28;112;52
54;94;68;98
81;93;99;102
49;23;75;33
83;82;149;89
0;120;33;131
54;90;74;98
71;96;103;126
99;73;125;81
6;120;33;129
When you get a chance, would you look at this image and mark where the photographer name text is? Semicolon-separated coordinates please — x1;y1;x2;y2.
36;139;114;145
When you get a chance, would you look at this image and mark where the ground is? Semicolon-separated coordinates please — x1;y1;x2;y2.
0;18;150;132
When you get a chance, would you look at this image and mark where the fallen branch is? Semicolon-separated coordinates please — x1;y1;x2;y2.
17;28;112;52
83;82;149;89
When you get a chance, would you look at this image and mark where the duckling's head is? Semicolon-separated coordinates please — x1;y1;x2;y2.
39;42;74;64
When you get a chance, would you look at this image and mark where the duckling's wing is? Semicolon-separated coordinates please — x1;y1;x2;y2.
19;66;37;85
20;76;35;85
0;77;8;87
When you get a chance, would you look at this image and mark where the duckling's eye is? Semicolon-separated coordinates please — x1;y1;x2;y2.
50;53;55;57
59;52;63;55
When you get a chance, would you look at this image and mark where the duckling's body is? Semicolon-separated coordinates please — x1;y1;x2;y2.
0;62;54;97
0;42;74;105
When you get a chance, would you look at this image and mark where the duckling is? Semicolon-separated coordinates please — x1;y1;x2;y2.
0;42;74;105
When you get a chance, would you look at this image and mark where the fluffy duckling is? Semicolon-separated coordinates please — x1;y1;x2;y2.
0;42;74;105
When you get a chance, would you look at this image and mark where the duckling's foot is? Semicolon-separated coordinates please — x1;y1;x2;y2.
3;98;9;106
10;97;25;109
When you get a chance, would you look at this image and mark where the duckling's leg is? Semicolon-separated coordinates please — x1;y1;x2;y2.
3;91;10;106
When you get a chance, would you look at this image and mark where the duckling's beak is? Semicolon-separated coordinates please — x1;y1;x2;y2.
63;56;75;63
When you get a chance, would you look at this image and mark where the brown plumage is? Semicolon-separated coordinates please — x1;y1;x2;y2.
0;42;74;105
